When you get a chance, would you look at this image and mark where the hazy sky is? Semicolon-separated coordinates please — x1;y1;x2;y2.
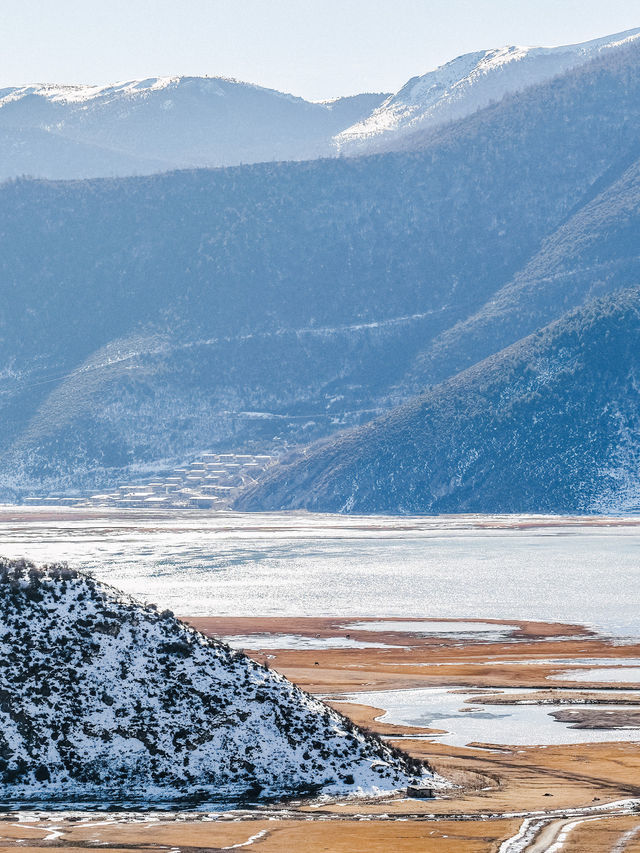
3;0;639;100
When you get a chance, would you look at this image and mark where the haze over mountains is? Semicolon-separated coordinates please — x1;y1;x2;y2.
2;28;639;180
1;30;640;512
0;78;387;179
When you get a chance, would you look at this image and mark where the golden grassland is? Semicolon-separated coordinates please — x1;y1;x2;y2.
3;616;640;852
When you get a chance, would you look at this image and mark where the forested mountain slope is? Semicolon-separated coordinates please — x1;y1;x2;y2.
396;145;640;394
2;41;640;497
236;290;640;515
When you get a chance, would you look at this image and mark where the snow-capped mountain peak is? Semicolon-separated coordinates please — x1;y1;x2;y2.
0;76;179;106
0;76;388;179
335;27;640;153
0;75;303;108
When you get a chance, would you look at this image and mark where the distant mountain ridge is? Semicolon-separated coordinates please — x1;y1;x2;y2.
0;76;387;179
336;27;640;155
2;28;640;181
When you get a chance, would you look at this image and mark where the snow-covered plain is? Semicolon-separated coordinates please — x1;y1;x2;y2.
1;510;639;639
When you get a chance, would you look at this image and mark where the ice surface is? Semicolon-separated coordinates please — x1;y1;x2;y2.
222;634;399;650
346;620;514;641
1;510;639;639
549;668;640;684
336;686;640;747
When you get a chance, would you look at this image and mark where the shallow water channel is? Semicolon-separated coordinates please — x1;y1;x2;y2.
336;686;640;747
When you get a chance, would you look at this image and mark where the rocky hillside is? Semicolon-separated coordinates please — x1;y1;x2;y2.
0;557;437;805
236;290;640;515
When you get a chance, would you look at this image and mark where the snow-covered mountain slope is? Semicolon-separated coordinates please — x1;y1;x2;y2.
0;558;438;806
236;289;640;516
2;38;640;500
0;77;387;179
335;27;640;154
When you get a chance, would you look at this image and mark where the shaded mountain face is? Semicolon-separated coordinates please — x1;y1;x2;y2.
397;147;640;395
2;40;640;498
0;78;387;179
235;290;640;516
0;557;436;805
336;28;640;155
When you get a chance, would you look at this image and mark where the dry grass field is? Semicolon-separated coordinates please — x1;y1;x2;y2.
3;616;640;852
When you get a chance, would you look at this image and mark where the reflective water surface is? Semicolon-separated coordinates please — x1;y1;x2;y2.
336;686;640;747
1;508;638;638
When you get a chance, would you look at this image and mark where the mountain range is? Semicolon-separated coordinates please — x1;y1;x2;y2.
0;557;435;804
336;27;640;155
2;28;639;180
0;77;387;179
1;30;640;512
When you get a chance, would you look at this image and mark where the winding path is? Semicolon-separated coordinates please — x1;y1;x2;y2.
499;800;640;852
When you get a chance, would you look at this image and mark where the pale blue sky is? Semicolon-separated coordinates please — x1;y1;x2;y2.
3;0;639;100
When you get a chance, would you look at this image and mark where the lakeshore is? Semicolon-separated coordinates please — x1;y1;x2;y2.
3;510;640;848
2;616;640;852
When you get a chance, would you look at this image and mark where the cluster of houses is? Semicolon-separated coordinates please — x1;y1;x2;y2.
21;452;276;509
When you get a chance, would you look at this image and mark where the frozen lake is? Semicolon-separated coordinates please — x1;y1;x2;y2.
549;667;640;683
0;508;639;639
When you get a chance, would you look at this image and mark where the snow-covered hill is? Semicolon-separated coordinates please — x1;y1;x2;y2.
0;77;386;179
236;289;640;516
335;27;640;154
0;557;439;806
